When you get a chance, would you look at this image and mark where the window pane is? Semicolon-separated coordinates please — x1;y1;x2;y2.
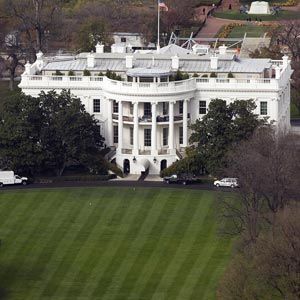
130;103;133;115
113;101;118;113
144;103;151;116
163;102;168;115
144;128;151;146
199;101;207;114
179;126;183;144
163;128;168;146
93;99;100;113
179;101;183;114
260;101;268;115
113;126;118;143
130;127;133;145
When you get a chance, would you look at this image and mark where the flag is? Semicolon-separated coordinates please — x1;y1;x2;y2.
158;0;169;11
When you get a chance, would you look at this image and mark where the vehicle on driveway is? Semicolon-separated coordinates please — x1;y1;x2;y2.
213;178;239;188
0;171;28;187
163;174;196;185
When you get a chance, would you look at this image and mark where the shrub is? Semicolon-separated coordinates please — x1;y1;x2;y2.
202;74;208;78
68;70;75;76
105;69;122;81
192;73;199;77
83;69;91;76
98;72;104;76
170;70;190;81
210;72;217;78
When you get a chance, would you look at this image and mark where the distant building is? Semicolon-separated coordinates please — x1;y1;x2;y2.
19;43;293;175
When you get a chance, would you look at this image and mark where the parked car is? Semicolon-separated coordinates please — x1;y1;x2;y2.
163;174;196;185
0;171;28;187
213;178;238;188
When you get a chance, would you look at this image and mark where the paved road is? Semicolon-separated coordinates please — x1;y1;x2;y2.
0;180;236;193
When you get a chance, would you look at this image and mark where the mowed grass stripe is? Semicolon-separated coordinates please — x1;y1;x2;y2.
53;188;117;297
144;192;211;299
23;190;89;300
0;191;60;296
198;239;232;300
137;191;201;300
64;188;127;299
165;200;217;300
75;188;144;299
100;190;176;300
91;189;160;299
40;189;103;298
174;213;220;300
113;190;180;300
88;189;155;299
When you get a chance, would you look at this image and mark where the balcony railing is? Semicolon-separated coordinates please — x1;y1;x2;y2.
112;114;190;123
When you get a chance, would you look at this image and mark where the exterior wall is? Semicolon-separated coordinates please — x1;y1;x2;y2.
19;58;293;175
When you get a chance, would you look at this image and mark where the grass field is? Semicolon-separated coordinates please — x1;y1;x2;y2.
228;25;268;38
0;187;232;300
213;10;300;20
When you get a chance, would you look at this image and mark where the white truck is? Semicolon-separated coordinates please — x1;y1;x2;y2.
0;171;28;187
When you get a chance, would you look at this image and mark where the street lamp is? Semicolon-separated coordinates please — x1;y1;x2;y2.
133;156;137;163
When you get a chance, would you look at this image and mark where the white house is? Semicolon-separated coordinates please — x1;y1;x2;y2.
19;43;293;175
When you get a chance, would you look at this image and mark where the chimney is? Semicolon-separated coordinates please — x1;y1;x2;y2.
210;55;218;70
126;55;134;68
25;61;32;75
219;44;227;55
172;55;179;70
87;52;95;68
282;55;289;68
95;42;104;54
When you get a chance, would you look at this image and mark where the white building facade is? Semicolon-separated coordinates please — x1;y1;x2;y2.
19;44;293;175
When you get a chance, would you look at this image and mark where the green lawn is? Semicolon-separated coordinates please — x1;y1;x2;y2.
228;25;268;38
213;10;300;20
0;187;232;300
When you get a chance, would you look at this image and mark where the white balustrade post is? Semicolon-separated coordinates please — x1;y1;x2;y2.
133;101;139;155
183;99;188;147
169;101;175;154
107;99;114;146
118;101;123;153
151;102;158;155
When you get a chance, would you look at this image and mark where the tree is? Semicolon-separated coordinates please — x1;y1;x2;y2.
0;90;106;176
189;99;265;175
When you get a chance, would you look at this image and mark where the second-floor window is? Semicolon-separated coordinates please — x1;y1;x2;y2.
179;101;183;114
130;103;134;115
144;103;151;116
260;101;268;115
162;102;168;115
199;101;207;114
113;101;119;113
144;129;151;146
93;99;100;113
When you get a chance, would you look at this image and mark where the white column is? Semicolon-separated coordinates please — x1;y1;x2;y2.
183;99;188;147
118;101;123;153
133;101;139;155
151;102;158;155
169;101;175;153
107;98;114;146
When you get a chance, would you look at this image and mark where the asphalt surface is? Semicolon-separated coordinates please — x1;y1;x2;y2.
0;180;236;193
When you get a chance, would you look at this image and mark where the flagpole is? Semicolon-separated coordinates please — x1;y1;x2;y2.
157;0;160;53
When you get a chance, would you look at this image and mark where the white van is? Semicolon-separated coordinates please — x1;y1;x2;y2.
0;171;28;187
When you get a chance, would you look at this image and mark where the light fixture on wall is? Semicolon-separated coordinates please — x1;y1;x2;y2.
133;156;136;163
153;157;157;163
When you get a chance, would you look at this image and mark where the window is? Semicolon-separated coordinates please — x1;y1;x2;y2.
260;101;268;115
130;127;133;145
163;102;168;115
113;101;118;113
144;102;151;116
113;126;118;143
93;99;100;113
199;101;207;114
179;126;183;144
163;128;168;146
179;101;183;114
144;129;151;146
121;37;126;43
129;103;133;115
